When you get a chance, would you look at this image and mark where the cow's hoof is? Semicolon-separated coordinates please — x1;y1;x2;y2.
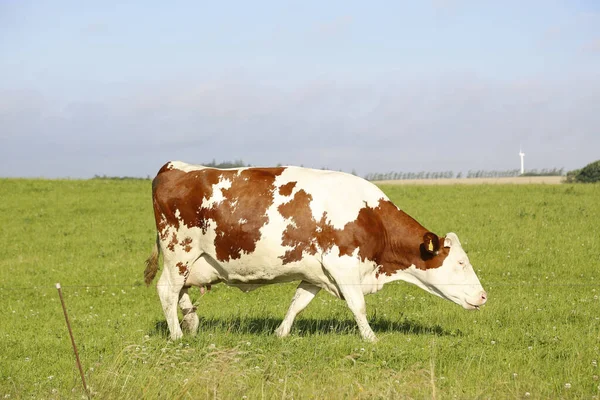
363;334;378;343
182;315;199;335
274;326;289;338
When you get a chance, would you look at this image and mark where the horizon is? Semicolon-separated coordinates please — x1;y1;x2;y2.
6;161;569;181
2;1;599;179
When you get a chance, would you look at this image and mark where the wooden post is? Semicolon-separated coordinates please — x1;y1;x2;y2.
56;283;90;399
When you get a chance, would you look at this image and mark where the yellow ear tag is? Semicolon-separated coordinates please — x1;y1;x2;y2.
428;241;434;252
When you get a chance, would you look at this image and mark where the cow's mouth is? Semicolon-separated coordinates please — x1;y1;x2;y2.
464;301;481;311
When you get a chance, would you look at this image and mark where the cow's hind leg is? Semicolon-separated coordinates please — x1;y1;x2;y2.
156;264;186;340
275;281;321;338
179;288;199;335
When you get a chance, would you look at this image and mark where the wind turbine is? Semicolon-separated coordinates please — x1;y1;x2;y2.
519;147;525;175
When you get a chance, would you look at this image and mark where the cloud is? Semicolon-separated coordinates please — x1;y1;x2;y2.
1;72;599;178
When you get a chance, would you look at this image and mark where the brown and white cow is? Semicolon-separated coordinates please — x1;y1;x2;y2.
144;161;487;342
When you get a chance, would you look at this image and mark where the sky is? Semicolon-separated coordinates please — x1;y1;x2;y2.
1;0;599;178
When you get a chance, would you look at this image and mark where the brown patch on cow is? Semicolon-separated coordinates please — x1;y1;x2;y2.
181;237;193;252
168;231;179;251
176;262;188;276
278;190;321;263
278;194;449;275
278;181;296;196
156;211;169;241
151;163;285;262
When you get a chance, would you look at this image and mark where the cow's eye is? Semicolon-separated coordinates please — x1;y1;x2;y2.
458;260;466;266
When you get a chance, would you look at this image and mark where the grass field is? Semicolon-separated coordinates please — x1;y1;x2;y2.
0;178;599;399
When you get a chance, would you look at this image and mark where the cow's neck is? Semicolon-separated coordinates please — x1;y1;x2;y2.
375;202;430;273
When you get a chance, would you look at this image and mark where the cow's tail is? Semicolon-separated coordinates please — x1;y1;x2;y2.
144;233;161;286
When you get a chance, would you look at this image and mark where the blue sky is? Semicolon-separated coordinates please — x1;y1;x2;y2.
1;0;599;178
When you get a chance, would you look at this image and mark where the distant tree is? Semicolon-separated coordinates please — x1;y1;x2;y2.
566;160;600;183
204;159;247;168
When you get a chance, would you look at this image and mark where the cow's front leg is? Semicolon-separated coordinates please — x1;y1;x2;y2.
179;288;199;335
275;281;321;338
338;283;377;342
324;262;377;342
156;267;185;340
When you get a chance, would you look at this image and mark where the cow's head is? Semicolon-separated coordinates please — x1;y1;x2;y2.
413;232;487;310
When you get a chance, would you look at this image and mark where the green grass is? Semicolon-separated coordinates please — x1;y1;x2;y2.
1;179;599;399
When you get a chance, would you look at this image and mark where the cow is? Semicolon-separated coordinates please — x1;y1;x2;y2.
144;161;487;342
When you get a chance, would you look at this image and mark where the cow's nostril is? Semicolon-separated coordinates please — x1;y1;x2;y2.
481;291;487;301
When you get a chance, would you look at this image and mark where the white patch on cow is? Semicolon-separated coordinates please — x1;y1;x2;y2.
252;194;295;260
238;218;248;224
201;177;232;208
169;161;251;174
323;245;360;268
273;167;389;229
168;161;207;172
219;177;232;189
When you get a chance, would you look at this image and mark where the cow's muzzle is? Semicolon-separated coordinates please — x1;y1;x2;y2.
464;290;487;310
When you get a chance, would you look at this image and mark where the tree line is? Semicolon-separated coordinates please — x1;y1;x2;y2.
364;168;565;181
91;161;567;181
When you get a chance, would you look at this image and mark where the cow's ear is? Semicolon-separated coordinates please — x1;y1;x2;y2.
423;232;440;255
444;232;461;248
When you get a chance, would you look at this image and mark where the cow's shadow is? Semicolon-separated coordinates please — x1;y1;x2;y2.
152;316;459;338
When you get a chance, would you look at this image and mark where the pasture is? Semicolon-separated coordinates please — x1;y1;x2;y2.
0;178;598;399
